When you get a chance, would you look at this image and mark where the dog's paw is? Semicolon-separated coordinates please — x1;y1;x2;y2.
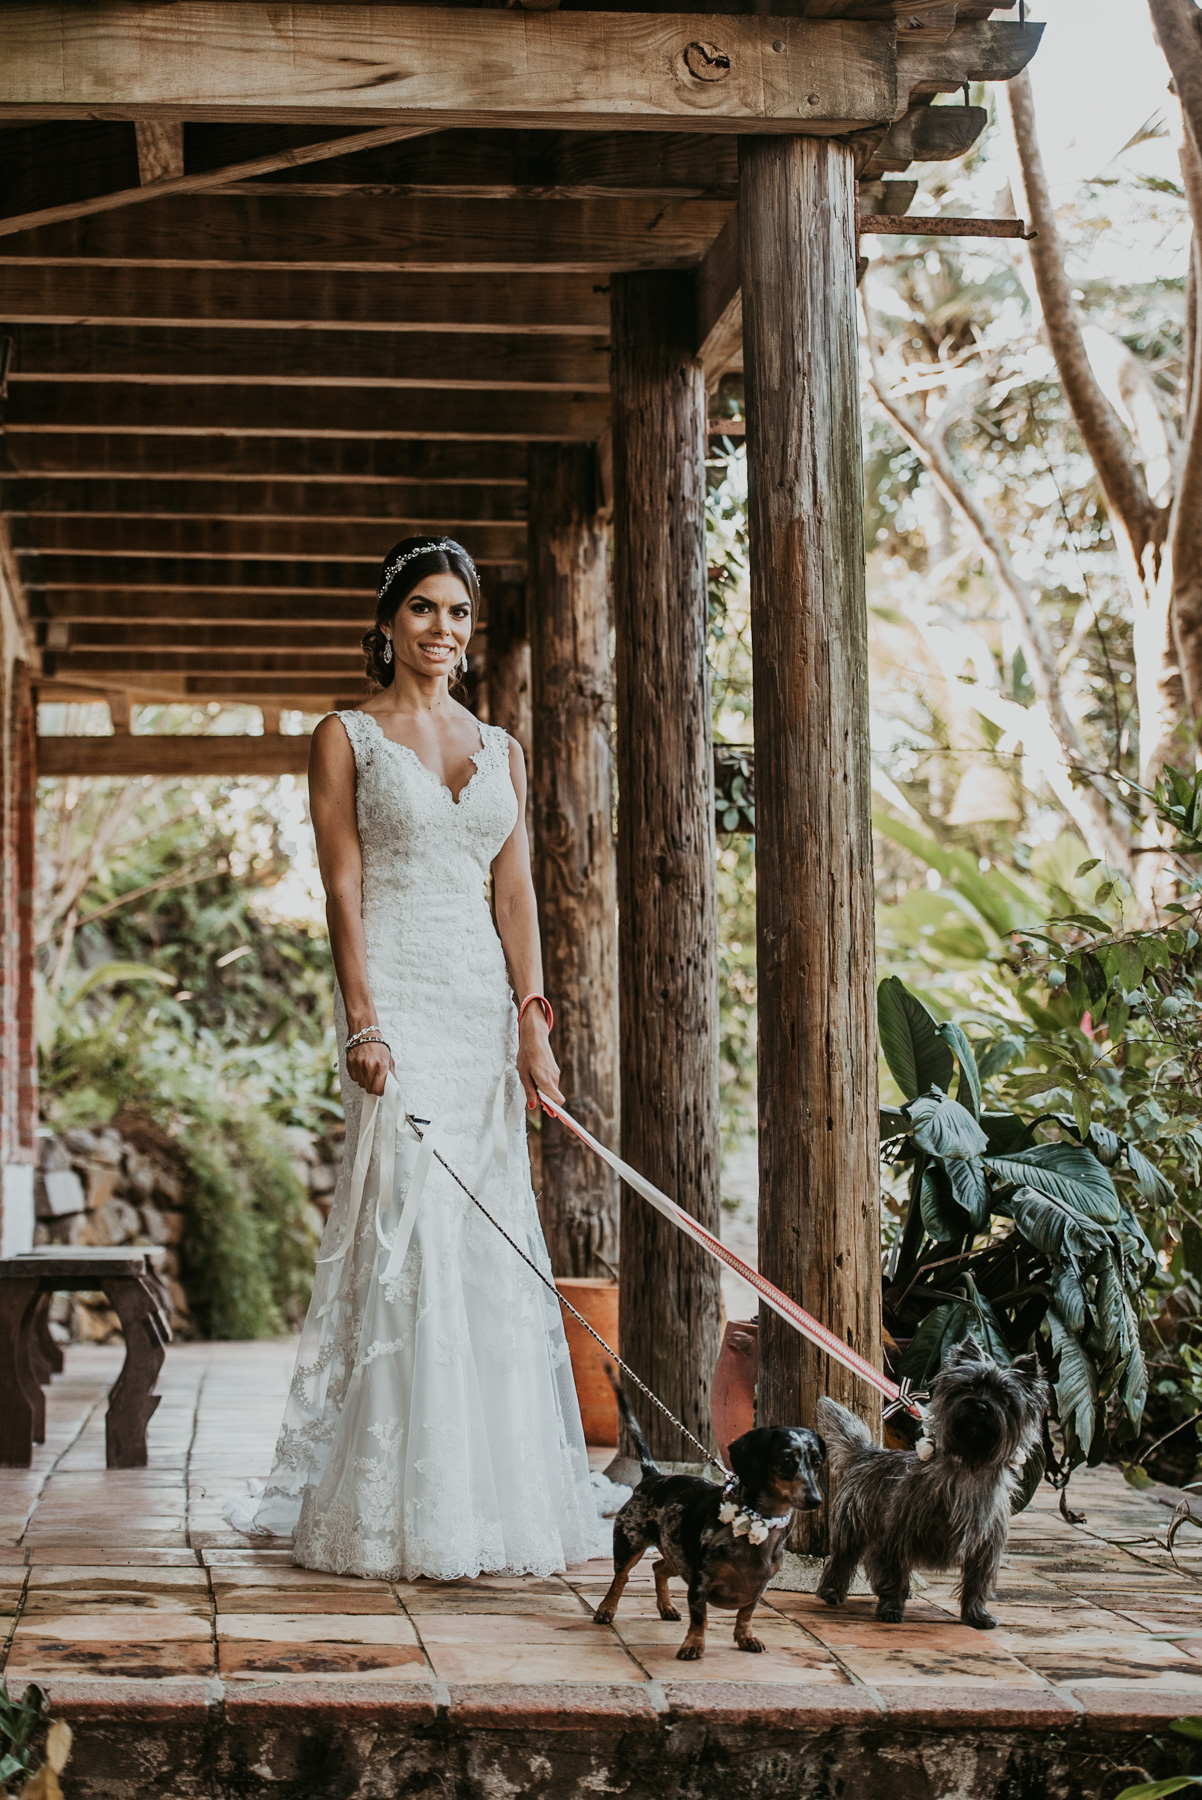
815;1585;843;1609
675;1641;704;1661
736;1635;766;1654
657;1604;681;1622
962;1606;998;1630
875;1600;906;1624
593;1606;615;1626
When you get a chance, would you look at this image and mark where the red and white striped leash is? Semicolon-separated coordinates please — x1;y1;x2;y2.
536;1089;918;1420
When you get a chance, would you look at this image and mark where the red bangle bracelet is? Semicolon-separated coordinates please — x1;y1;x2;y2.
518;993;554;1032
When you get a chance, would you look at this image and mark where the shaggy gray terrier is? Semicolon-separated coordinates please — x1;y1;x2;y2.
816;1336;1047;1629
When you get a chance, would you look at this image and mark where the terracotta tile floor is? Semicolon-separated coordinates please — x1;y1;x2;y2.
3;1339;1201;1717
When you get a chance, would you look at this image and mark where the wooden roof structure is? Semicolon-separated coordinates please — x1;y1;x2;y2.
0;0;1038;740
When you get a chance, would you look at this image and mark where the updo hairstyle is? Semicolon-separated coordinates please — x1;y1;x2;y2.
362;536;481;689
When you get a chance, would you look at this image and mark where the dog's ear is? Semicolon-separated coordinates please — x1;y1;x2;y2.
728;1430;772;1497
1009;1353;1046;1395
944;1333;982;1369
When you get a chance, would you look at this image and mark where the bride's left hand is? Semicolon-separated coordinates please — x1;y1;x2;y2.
517;1011;563;1111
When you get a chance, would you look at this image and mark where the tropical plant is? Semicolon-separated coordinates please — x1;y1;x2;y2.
878;974;1163;1496
0;1682;71;1800
1114;1715;1202;1799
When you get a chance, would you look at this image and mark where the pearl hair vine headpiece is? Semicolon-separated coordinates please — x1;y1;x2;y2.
377;539;477;604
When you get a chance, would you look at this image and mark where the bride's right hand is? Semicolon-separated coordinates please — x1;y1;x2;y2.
347;1041;395;1096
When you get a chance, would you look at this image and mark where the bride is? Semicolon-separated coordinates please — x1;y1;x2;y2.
229;534;604;1580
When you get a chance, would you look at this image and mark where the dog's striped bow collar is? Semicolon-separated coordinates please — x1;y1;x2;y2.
718;1476;792;1546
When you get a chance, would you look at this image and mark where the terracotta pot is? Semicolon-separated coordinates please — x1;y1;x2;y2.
556;1278;619;1446
710;1318;758;1469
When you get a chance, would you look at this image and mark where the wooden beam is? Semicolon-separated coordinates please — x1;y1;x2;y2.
58;624;367;652
45;650;364;675
105;690;132;734
4;478;528;522
740;135;881;1546
14;517;526;563
23;558;389;592
898;20;1041;97
0;125;433;238
2;385;609;443
486;574;532;833
611;271;721;1460
528;443;618;1283
0;266;610;333
0;194;733;272
39;592;375;624
0;7;899;134
1;439;531;482
37;735;313;778
695;209;742;385
209;127;741;199
862;101;989;175
3;326;610;392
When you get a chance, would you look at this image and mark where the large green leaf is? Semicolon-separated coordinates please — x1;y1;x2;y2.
878;977;954;1101
1053;1266;1087;1334
920;1166;972;1242
908;1092;989;1160
1048;1307;1098;1456
945;1153;991;1231
937;1021;982;1118
976;1037;1025;1082
1125;1141;1174;1207
1007;1184;1110;1264
880;1106;911;1140
899;1301;969;1385
1112;1778;1202;1799
980;1111;1034;1154
965;1289;1012;1366
986;1143;1120;1224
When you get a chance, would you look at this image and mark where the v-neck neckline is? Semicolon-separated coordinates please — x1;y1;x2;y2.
357;710;487;807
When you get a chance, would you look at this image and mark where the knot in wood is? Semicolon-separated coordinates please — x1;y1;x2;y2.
682;41;731;83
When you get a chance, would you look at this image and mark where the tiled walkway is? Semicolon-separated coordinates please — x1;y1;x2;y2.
2;1343;1201;1795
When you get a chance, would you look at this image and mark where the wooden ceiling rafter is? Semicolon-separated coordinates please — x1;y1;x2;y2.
0;1;1039;720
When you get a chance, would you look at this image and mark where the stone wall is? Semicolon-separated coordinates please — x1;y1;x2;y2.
34;1117;341;1341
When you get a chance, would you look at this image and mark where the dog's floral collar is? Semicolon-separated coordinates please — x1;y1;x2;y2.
719;1477;792;1546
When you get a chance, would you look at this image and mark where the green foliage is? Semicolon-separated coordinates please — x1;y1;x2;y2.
37;769;334;1337
0;1681;48;1790
880;977;1158;1484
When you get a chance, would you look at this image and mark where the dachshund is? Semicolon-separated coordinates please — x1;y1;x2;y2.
594;1376;825;1659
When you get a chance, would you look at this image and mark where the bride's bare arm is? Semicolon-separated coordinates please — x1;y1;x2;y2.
308;716;393;1096
492;739;564;1109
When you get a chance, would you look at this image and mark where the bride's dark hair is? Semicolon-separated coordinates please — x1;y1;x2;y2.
363;536;480;689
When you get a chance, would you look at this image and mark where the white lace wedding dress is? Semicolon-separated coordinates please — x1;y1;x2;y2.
226;709;605;1579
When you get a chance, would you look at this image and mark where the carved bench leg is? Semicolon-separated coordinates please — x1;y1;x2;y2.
102;1275;170;1468
0;1279;43;1466
29;1291;64;1386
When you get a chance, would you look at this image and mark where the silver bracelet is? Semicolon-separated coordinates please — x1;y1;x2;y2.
345;1028;389;1053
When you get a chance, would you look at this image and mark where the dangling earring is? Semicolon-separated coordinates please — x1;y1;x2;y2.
457;654;468;678
382;636;393;665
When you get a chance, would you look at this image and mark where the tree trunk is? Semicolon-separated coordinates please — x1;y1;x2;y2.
740;136;882;1550
527;444;619;1280
611;271;722;1460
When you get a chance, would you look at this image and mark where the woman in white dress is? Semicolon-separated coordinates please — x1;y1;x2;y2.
231;536;603;1580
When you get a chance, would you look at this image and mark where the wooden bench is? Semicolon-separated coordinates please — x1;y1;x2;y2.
0;1248;171;1468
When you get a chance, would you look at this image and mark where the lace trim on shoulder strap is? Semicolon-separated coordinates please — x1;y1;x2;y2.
480;722;515;773
332;709;376;770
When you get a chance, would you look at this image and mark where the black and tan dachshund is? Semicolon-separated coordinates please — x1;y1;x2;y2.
594;1378;825;1659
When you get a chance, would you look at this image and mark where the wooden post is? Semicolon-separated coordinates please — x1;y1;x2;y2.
740;136;882;1548
527;445;618;1280
485;571;532;820
611;273;721;1459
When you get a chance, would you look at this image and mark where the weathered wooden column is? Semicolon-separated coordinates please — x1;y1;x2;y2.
740;138;882;1546
611;274;722;1458
485;571;533;825
527;445;619;1279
